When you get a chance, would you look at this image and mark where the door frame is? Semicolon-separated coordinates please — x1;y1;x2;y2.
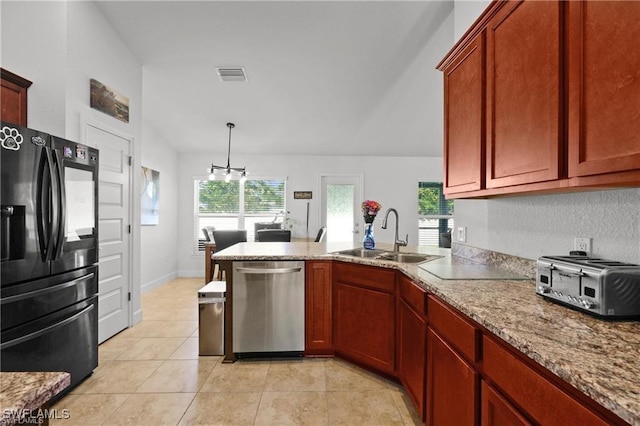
318;174;364;243
80;116;135;328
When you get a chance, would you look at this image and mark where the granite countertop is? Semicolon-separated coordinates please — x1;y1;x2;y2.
0;372;70;425
214;242;640;424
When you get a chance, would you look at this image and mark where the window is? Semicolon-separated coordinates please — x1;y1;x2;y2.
194;177;286;251
418;182;454;247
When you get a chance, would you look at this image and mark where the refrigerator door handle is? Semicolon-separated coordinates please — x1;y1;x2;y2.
36;147;56;261
52;149;66;260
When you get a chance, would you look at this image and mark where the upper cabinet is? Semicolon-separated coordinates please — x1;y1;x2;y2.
486;0;562;188
442;35;485;193
438;0;640;198
1;68;32;127
567;1;640;180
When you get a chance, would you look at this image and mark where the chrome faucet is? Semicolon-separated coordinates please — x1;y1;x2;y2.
381;208;408;252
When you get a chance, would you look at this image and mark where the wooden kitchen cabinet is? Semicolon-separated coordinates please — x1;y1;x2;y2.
481;381;532;426
567;1;640;181
304;260;333;356
1;68;32;127
333;262;396;375
397;276;427;420
482;335;614;425
438;0;640;198
485;0;563;188
426;327;479;426
442;34;485;195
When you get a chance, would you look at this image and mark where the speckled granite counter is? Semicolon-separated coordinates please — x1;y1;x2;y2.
0;372;70;425
213;242;640;425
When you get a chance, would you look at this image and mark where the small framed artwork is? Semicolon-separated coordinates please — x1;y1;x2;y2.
141;166;159;225
293;191;313;199
90;78;130;123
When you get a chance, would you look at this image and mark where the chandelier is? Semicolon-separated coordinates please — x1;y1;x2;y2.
208;122;247;183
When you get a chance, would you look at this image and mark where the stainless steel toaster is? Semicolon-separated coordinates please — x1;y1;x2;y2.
536;256;640;319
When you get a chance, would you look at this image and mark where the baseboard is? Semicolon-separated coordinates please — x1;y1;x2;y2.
141;271;179;294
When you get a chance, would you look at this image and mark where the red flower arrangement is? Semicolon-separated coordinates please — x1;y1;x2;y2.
362;200;382;223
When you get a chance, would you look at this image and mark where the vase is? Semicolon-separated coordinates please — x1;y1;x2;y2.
363;223;375;250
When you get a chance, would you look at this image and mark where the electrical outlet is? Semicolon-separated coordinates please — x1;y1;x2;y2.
457;226;467;243
574;237;592;255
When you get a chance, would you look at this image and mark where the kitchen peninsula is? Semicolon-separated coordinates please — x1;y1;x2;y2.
213;242;640;425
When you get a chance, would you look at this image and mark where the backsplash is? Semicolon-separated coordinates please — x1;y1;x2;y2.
451;243;537;279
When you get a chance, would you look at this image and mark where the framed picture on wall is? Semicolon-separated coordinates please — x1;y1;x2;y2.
141;166;159;225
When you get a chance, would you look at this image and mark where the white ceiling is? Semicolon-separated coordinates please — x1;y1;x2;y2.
95;1;453;157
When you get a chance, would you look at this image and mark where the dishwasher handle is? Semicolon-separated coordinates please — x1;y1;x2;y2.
235;266;302;275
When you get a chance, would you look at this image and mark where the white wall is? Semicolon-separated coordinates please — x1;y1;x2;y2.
450;1;640;264
177;152;443;276
139;121;179;292
1;1;67;135
2;2;149;323
453;0;491;42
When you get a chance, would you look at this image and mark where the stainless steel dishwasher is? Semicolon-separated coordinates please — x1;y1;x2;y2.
232;261;305;356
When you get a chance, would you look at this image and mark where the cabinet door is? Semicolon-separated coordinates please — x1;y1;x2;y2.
398;299;426;420
443;35;485;194
426;328;479;426
486;0;562;188
483;336;611;425
1;69;32;127
567;1;640;177
481;381;532;426
305;261;333;355
333;282;395;375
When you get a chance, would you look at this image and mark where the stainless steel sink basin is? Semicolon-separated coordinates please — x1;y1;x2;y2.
334;248;386;258
333;248;439;264
376;253;432;264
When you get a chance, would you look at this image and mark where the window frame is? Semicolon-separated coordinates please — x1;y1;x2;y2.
418;182;454;247
193;175;287;253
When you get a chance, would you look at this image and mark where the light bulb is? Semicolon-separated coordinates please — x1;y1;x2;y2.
208;171;215;181
240;171;247;183
225;171;232;183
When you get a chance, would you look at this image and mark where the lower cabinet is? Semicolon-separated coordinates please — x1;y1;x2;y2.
481;381;531;426
333;262;396;375
426;327;480;425
304;263;627;425
482;336;614;425
304;260;333;356
397;299;426;420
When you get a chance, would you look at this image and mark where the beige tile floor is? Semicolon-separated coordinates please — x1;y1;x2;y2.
52;277;422;426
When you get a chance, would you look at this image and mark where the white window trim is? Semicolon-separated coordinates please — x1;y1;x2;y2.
192;175;288;254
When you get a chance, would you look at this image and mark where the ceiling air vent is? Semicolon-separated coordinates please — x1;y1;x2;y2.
216;67;247;82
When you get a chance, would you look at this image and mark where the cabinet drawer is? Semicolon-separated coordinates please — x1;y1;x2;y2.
427;295;479;362
482;336;610;425
399;275;426;317
334;262;395;293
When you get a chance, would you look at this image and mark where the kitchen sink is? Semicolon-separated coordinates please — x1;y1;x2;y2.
334;248;387;258
376;253;432;264
333;249;439;264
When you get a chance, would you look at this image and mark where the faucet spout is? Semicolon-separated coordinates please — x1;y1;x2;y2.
381;208;408;252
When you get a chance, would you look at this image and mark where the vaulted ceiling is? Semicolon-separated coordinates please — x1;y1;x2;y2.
95;1;453;157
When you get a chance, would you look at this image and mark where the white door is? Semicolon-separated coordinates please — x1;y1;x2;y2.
84;121;132;343
320;175;363;243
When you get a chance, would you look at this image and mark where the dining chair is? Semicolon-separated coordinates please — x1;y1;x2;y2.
210;230;247;279
256;229;291;242
314;227;327;242
202;226;216;242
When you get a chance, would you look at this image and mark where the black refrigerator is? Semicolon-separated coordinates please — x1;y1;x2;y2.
1;122;99;391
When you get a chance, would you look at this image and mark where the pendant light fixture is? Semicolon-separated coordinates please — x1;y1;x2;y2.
208;122;247;183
